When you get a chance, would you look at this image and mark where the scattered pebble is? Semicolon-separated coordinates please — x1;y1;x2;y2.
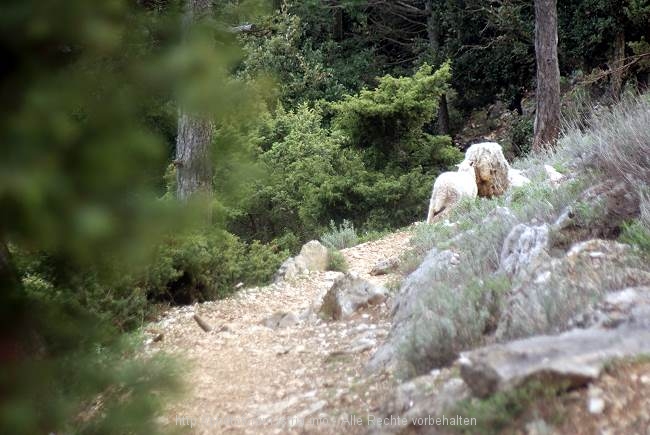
588;397;606;414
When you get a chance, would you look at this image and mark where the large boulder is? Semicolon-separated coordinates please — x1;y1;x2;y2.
319;273;386;320
460;318;650;398
274;257;308;282
298;240;329;271
274;240;329;282
366;248;458;375
464;142;511;198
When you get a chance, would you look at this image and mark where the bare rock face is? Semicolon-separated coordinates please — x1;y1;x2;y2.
319;273;386;320
460;322;650;398
569;286;650;330
274;240;329;282
508;168;531;188
496;239;650;341
366;248;458;375
551;180;640;250
274;257;308;283
298;240;329;271
500;224;551;280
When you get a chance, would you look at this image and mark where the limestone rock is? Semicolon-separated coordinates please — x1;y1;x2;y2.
368;207;518;375
569;286;650;330
588;396;605;415
508;168;531;188
298;240;329;272
319;273;386;320
366;248;457;374
274;240;329;282
496;239;650;341
500;224;551;280
370;258;399;276
371;372;470;434
261;311;300;329
460;322;650;398
274;257;307;282
544;164;564;185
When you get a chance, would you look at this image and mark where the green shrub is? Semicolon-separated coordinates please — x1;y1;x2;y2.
238;12;372;107
582;96;650;190
145;231;287;304
452;380;569;435
331;63;460;172
620;220;650;259
321;219;359;249
401;274;511;376
508;115;533;157
228;104;449;245
327;249;349;273
506;176;588;225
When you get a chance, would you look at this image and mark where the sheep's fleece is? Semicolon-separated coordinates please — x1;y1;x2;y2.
426;161;478;223
465;142;511;198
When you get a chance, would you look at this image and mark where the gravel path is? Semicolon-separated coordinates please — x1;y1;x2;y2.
144;230;413;434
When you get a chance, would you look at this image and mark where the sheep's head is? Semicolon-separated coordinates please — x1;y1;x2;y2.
456;160;475;174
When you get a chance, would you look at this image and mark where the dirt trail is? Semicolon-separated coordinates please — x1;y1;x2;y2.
145;230;413;434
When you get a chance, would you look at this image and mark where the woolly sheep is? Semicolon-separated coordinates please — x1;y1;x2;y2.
426;160;478;223
464;142;511;198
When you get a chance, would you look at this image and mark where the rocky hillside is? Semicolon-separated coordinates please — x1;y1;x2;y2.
366;96;650;434
144;96;650;434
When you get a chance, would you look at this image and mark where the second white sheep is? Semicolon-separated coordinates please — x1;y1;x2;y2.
426;160;478;223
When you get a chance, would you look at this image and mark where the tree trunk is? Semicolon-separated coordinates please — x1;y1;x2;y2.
438;94;450;135
176;112;214;200
532;0;561;152
611;30;626;101
425;0;441;57
330;1;344;41
425;0;450;135
176;0;214;201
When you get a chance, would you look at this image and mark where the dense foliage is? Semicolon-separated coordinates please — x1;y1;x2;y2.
224;63;461;251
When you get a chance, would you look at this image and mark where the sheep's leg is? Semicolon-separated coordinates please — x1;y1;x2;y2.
427;190;447;223
426;191;436;224
426;205;434;224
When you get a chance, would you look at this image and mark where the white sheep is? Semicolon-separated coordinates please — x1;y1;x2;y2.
464;142;511;197
426;160;478;223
